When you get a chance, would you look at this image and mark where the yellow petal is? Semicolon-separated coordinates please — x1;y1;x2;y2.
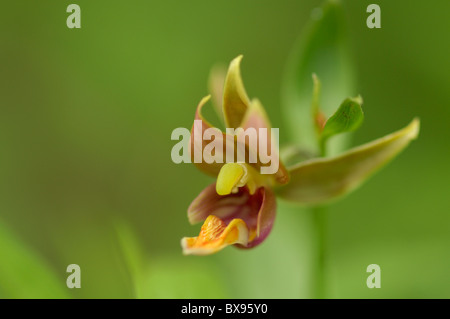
216;163;267;196
181;215;249;256
216;163;245;195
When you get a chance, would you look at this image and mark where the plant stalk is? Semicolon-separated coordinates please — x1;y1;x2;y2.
313;140;327;298
312;205;327;299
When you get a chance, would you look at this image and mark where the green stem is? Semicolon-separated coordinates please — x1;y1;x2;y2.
319;137;327;158
313;138;327;298
312;205;327;299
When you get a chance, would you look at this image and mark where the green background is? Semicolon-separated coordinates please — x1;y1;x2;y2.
0;0;449;298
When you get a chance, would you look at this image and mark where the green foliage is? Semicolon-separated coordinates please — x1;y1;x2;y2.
114;221;228;298
320;96;364;155
0;220;70;298
282;0;355;155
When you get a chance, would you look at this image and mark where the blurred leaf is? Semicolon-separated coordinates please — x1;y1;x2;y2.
320;96;364;154
114;220;228;298
114;220;146;298
282;0;355;155
280;144;316;168
0;220;70;298
277;118;420;205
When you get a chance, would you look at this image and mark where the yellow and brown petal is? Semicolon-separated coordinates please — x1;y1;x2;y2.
181;215;249;256
182;185;276;255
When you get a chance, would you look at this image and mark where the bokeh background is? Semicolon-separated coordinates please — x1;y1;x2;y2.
0;0;449;298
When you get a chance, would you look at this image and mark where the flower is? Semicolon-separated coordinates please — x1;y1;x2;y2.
181;55;289;255
181;56;419;256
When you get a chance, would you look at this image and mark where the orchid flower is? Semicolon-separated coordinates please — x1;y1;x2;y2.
181;56;419;256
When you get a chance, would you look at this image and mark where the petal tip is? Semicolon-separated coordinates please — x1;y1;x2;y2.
233;54;244;64
200;94;211;105
223;55;250;128
409;117;420;140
